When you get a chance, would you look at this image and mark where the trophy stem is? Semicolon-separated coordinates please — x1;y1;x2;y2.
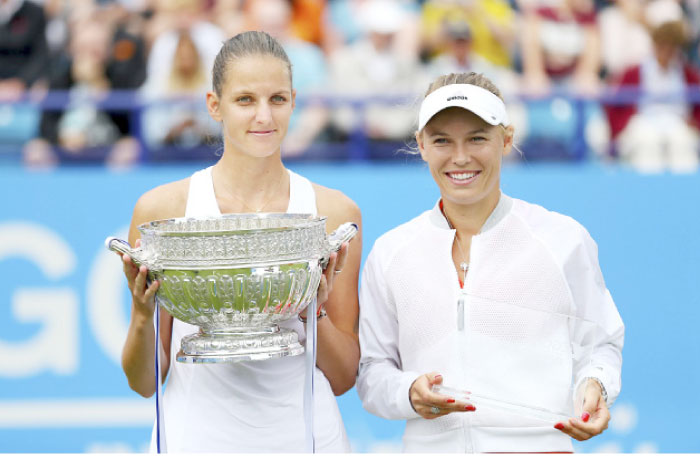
176;326;304;363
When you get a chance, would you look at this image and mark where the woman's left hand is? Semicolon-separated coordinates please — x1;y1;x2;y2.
554;379;610;441
299;242;349;319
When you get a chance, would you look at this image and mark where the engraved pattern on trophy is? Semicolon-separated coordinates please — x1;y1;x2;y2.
154;264;319;330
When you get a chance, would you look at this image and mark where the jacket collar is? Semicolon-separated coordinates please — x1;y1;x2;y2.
427;192;513;234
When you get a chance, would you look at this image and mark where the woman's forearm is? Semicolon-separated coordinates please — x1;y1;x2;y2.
315;317;360;396
121;307;158;398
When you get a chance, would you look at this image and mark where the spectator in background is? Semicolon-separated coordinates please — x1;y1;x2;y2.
427;18;519;95
514;0;610;161
0;0;49;100
428;19;477;75
144;0;224;87
102;2;148;161
328;0;427;145
104;2;148;92
325;0;420;57
518;0;602;96
597;0;653;80
246;0;330;157
597;0;692;78
420;0;516;69
140;29;219;151
289;0;326;48
22;8;141;168
605;19;700;173
41;0;148;64
210;0;246;39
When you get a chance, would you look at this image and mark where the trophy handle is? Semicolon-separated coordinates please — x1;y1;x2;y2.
105;237;146;268
321;222;358;268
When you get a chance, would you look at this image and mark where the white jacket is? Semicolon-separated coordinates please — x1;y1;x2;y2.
357;195;624;453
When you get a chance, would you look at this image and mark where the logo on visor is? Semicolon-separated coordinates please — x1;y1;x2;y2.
447;96;468;101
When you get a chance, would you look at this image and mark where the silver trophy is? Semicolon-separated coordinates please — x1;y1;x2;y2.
106;213;357;364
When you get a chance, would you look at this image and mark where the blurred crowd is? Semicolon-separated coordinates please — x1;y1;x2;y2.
1;0;699;172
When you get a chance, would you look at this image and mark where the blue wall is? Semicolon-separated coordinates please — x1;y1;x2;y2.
1;162;698;452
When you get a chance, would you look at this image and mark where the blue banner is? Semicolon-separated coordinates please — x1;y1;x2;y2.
1;162;698;452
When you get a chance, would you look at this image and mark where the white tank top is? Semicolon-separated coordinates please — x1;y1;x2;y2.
150;166;350;453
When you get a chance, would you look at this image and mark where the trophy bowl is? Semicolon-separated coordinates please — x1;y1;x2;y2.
106;213;357;364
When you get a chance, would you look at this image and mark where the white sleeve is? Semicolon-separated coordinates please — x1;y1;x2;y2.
568;226;625;407
356;247;421;420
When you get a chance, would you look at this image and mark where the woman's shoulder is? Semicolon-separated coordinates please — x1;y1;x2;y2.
511;198;586;232
369;209;433;258
509;198;595;253
312;183;362;229
132;177;190;225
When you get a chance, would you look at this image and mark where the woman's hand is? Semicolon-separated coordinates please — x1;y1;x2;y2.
121;238;159;319
409;373;476;420
299;242;349;319
554;378;610;440
318;242;349;305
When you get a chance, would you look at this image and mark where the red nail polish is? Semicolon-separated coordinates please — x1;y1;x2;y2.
581;412;590;422
465;405;476;411
446;399;455;403
434;374;442;381
554;423;565;430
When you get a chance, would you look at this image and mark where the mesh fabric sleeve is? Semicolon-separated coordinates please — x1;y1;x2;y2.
568;226;625;407
356;247;421;420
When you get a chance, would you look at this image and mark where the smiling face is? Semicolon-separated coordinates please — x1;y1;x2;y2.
206;54;295;159
417;107;513;211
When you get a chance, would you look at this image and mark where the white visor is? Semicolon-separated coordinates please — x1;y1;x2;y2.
418;84;509;130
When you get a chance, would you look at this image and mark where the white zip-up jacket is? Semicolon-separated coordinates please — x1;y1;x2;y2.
357;195;624;453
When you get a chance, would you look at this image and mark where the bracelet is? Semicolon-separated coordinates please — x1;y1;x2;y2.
583;376;609;404
298;308;327;323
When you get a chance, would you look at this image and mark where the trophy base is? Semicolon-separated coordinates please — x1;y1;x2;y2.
176;326;305;363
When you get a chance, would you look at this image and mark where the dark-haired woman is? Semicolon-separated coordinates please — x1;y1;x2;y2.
118;31;361;452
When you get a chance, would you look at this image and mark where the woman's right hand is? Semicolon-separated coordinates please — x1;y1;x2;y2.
409;372;476;419
121;238;159;319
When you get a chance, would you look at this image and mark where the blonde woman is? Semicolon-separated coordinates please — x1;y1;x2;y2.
357;72;623;452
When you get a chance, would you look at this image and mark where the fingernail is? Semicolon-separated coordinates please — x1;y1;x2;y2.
465;405;476;411
554;423;565;430
446;398;455;404
581;412;590;422
434;374;442;381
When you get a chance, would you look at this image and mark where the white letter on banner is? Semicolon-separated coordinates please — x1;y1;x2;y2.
86;227;130;366
0;222;79;377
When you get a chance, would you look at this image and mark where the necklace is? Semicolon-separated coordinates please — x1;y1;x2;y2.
225;171;285;213
440;200;469;287
441;200;470;332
